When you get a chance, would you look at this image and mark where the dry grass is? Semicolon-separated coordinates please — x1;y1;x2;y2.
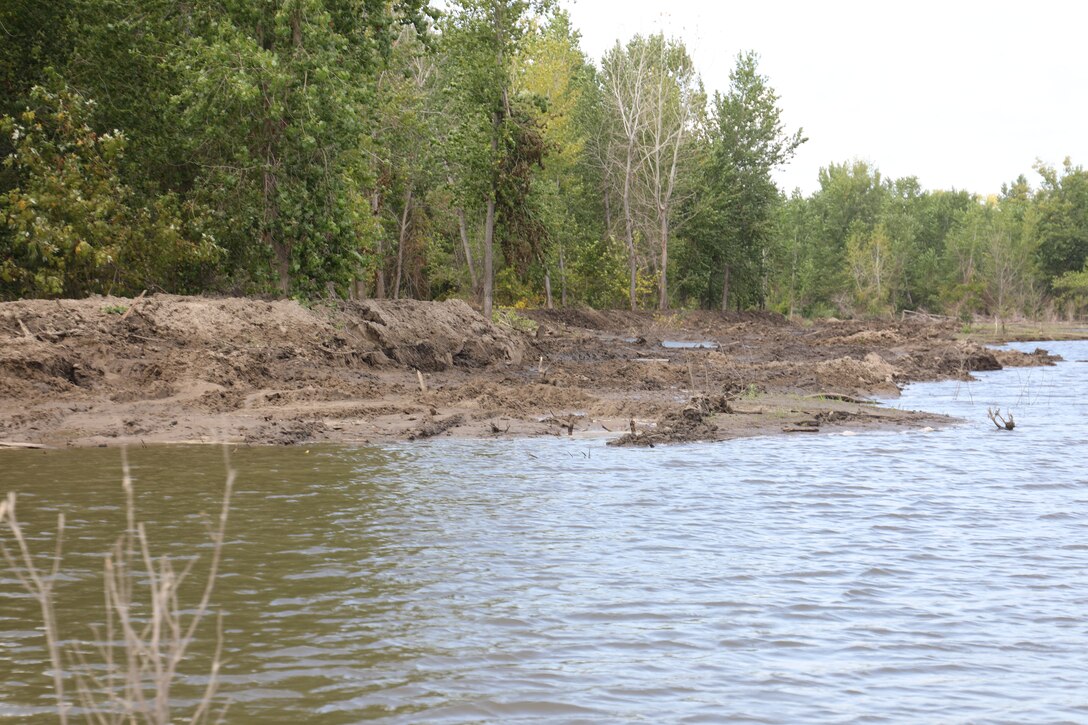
0;448;234;724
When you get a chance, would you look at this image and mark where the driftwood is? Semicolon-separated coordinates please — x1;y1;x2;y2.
409;414;463;441
543;413;576;436
804;392;874;405
0;441;48;449
987;407;1015;430
901;309;952;321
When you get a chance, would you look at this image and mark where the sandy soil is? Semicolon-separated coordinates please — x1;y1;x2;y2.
0;295;1063;449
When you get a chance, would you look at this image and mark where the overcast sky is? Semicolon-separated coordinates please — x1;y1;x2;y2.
562;0;1088;196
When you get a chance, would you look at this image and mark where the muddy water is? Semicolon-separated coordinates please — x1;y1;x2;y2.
2;341;1087;723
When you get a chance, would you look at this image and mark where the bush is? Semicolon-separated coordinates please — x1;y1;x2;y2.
0;79;220;299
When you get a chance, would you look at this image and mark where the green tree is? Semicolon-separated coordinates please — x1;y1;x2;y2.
441;0;551;318
1;82;217;298
690;51;804;310
179;1;432;295
1034;159;1088;283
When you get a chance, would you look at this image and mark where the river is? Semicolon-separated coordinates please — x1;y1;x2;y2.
2;341;1087;723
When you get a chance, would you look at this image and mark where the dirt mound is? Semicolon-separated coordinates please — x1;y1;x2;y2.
812;353;900;395
0;296;525;394
345;299;524;370
0;295;1067;448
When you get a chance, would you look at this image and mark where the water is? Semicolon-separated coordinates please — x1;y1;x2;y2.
2;341;1087;723
661;340;720;350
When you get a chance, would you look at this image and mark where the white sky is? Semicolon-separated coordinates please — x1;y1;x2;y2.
563;0;1088;196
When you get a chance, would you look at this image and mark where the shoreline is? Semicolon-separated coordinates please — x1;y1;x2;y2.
0;295;1071;449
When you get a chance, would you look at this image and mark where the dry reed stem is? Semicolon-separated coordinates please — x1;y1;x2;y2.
0;446;235;724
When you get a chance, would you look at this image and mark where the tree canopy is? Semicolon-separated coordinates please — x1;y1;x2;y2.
3;1;1087;319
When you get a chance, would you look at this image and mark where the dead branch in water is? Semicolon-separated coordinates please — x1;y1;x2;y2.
987;407;1015;430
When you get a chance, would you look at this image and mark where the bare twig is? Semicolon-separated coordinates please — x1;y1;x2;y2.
1;447;234;723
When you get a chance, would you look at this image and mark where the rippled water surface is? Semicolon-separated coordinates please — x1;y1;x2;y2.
2;341;1088;723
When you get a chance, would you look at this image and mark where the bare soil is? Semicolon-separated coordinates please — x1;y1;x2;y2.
0;295;1062;448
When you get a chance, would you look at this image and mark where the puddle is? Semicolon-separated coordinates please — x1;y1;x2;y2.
661;340;720;350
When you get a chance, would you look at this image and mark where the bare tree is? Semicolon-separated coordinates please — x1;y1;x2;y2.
599;37;652;311
634;38;699;309
598;34;701;310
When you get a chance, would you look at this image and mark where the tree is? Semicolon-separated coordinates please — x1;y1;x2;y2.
1035;159;1088;283
692;51;804;310
169;0;433;296
638;37;700;310
441;0;550;319
371;27;441;300
598;36;652;311
0;81;217;298
596;34;700;310
513;10;592;307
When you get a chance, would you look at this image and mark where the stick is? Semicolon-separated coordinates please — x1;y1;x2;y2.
416;369;427;393
119;290;147;321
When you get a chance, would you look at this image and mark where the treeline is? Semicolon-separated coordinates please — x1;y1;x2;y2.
3;1;1087;318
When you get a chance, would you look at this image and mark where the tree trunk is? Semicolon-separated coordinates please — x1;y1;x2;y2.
720;262;731;312
271;236;290;296
374;235;386;298
483;196;495;321
455;206;478;294
370;191;386;298
393;188;412;300
603;186;612;236
262;167;290;296
658;209;669;310
559;243;567;307
622;147;637;311
544;267;553;309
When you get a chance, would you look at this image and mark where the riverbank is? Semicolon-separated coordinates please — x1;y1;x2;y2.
0;295;1068;448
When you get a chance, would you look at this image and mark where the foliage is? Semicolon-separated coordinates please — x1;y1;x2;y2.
1035;159;1088;282
492;304;539;332
688;51;805;310
1;81;218;298
2;2;1087;319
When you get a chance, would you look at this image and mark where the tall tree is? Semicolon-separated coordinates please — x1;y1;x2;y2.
693;51;804;310
173;0;432;295
636;37;700;310
1035;159;1088;283
513;10;592;307
442;0;549;319
598;36;652;310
